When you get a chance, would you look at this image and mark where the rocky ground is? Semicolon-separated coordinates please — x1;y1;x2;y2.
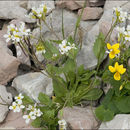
0;0;130;129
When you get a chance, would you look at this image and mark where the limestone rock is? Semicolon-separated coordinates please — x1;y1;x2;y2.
12;72;53;102
89;0;105;7
99;114;130;129
0;85;12;123
56;1;81;10
78;7;103;20
0;46;20;85
59;106;98;129
0;1;35;23
0;111;33;129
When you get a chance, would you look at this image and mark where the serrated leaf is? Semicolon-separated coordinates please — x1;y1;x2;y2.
22;95;34;105
38;93;52;106
31;117;42;128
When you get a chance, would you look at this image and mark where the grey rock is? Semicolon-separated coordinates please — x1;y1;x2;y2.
12;72;53;102
99;114;130;129
0;1;35;23
78;7;103;20
0;85;12;123
59;106;98;129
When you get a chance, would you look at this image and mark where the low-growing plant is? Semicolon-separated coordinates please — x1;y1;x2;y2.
95;6;130;122
2;2;130;130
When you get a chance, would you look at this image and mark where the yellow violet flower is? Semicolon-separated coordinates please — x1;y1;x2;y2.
109;62;126;81
107;43;120;59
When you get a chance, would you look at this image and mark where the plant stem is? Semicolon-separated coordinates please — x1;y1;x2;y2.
73;0;86;41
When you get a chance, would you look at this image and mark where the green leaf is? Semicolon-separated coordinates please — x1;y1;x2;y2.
102;88;114;107
124;81;130;90
78;65;85;76
43;41;59;60
31;117;42;128
95;105;114;121
63;58;76;73
53;77;68;97
93;32;105;64
82;88;103;100
22;95;34;105
80;70;96;82
114;96;130;113
46;64;63;76
38;93;52;106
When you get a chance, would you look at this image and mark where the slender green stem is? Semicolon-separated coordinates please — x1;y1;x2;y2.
62;9;65;39
73;0;86;41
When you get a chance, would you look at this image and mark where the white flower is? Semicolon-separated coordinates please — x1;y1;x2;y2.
113;7;122;12
23;112;36;124
27;104;37;112
58;119;67;130
116;26;125;34
9;102;21;112
12;31;22;43
34;109;43;117
68;42;77;49
53;54;58;57
7;24;17;32
119;11;127;22
124;31;130;41
27;4;49;19
15;93;24;104
126;25;130;32
59;40;71;55
19;22;31;36
3;32;12;42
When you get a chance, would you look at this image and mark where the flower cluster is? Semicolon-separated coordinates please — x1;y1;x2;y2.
58;119;67;130
59;40;77;55
27;4;50;20
9;93;25;112
23;104;43;124
4;22;31;44
113;7;128;22
116;25;130;42
9;94;43;124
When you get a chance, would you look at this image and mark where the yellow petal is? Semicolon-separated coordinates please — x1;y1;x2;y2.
114;62;119;70
109;66;116;73
109;51;115;59
114;72;121;80
114;49;120;54
112;43;120;50
119;85;123;90
117;64;126;74
107;43;112;50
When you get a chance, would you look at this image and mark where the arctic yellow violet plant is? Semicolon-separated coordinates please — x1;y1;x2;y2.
109;62;126;80
106;43;120;59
